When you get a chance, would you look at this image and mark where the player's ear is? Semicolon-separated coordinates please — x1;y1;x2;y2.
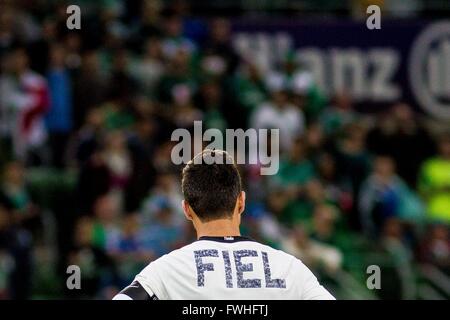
182;200;194;221
237;191;246;215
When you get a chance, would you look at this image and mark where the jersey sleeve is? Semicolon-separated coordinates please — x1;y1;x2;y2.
293;259;336;300
112;293;133;300
132;258;169;300
112;280;159;300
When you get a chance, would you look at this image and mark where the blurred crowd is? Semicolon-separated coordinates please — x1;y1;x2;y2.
0;0;449;299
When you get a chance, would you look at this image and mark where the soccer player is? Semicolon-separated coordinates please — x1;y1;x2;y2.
113;149;335;300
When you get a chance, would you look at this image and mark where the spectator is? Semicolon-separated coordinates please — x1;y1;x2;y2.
272;137;315;190
103;49;138;131
419;224;450;272
0;197;13;299
160;12;196;60
0;163;34;300
140;172;184;224
156;48;197;104
281;225;343;275
124;116;157;213
291;70;328;124
0;161;41;235
359;156;423;237
73;50;106;130
418;133;450;224
170;83;203;130
102;130;133;210
367;103;435;187
251;73;305;152
27;18;58;75
110;214;154;286
231;60;267;127
202;18;239;77
269;138;318;226
76;150;111;215
332;122;371;230
316;152;353;214
197;81;227;132
319;92;357;136
72;108;105;166
132;0;163;46
129;37;165;100
67;216;117;299
379;217;415;299
0;46;50;164
45;44;73;168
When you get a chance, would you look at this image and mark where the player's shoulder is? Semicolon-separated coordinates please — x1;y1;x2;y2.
146;240;206;266
253;241;300;264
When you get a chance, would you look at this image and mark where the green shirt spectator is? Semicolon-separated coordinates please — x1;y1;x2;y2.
418;134;450;224
232;64;267;114
275;157;316;187
418;157;450;223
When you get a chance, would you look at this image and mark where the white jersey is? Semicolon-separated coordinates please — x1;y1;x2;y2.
128;236;335;300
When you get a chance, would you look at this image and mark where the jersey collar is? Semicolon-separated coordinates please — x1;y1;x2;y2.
197;235;255;243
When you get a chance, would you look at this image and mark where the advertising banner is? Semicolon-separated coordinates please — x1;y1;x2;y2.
232;19;450;119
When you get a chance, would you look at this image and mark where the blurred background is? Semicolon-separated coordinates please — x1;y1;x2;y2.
0;0;449;300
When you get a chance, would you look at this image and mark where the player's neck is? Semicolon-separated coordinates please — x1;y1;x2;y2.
195;218;241;239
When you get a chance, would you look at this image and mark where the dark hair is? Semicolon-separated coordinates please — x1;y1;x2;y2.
181;149;242;222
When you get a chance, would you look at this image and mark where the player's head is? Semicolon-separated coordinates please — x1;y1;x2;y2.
181;149;245;224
